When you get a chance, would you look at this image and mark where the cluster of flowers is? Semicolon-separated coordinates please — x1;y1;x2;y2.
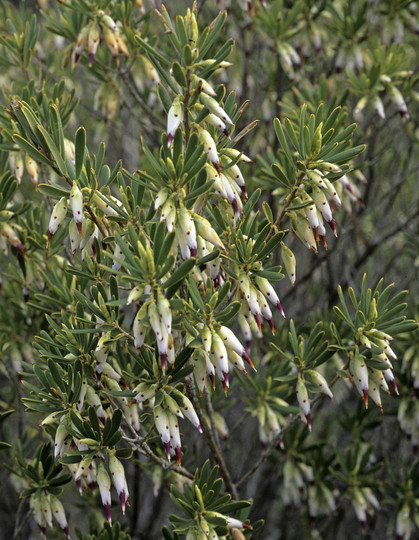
130;287;174;372
155;193;226;260
349;486;381;532
237;270;286;337
191;323;254;395
0;219;25;256
289;161;344;252
72;10;129;69
350;324;399;411
45;407;129;522
354;73;411;121
281;460;337;519
29;492;70;539
296;371;333;431
253;397;287;448
166;80;249;219
8;139;76;190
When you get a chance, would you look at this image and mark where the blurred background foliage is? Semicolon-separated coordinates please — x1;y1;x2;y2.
0;1;418;539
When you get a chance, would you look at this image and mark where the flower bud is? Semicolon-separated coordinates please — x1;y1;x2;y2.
69;181;83;235
50;496;70;538
97;461;112;523
109;454;129;514
48;197;68;241
88;23;100;66
167;96;183;146
296;375;311;431
25;154;39;189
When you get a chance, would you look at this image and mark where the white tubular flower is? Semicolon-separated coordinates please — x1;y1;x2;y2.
54;422;68;458
383;368;398;394
127;285;143;305
154;406;171;458
290;213;318;252
206;113;230;138
154;188;170;211
396;503;411;540
193;350;208;396
103;26;119;63
265;405;281;437
39;491;53;528
220;172;239;210
109;454;129;514
160;197;176;232
254;275;285;317
25;154;39;189
388;85;409;118
50;496;70;538
69;181;84;235
307;169;327;190
48;197;68;241
10;152;24;184
87;24;100;66
302;195;320;233
368;367;389;394
198;127;220;173
248;284;263;330
97;461;112;523
306;370;334;399
30;495;46;536
372;95;385;119
227;349;246;373
210;333;229;393
217;325;255;370
351;353;369;406
180;395;202;433
157;292;172;334
168;412;182;465
85;385;105;423
133;312;147;351
192;74;216;96
208;254;221;281
315;161;342;174
193;212;226;253
73;25;89;65
131;382;156;404
255;288;275;332
321;177;342;206
368;381;383;412
167;96;183;146
1;223;24;254
296;375;311;431
68;219;80;256
179;206;197;257
311;185;337;236
92;192;118;216
238;312;252;351
199;93;233;126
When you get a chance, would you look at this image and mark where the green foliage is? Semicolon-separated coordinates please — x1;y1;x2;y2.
0;1;417;539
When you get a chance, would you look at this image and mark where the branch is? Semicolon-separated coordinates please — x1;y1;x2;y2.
185;377;238;499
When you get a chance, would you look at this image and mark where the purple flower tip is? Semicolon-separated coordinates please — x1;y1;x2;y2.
119;491;126;514
104;503;112;523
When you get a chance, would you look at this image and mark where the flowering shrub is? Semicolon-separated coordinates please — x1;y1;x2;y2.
0;1;418;539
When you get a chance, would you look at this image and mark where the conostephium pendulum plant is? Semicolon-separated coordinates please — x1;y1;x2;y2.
1;2;418;538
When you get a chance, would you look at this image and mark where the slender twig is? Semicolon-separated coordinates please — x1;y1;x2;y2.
13;498;31;540
185;377;238;498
